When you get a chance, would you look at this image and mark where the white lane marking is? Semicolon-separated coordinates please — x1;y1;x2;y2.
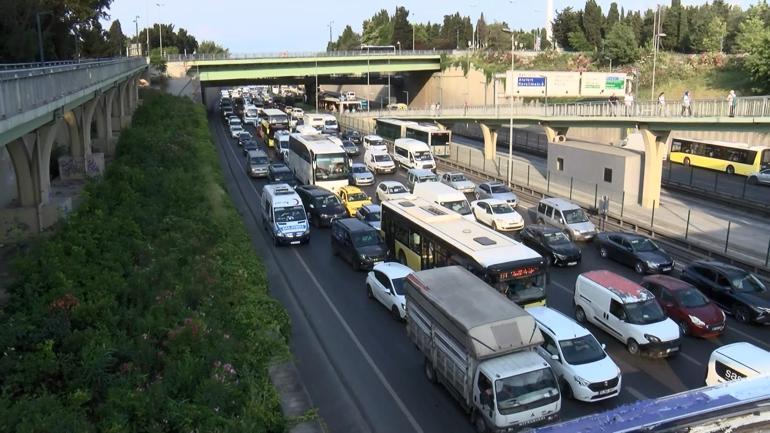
726;324;770;350
292;249;425;433
625;386;648;401
551;280;574;295
220;125;425;433
678;351;703;367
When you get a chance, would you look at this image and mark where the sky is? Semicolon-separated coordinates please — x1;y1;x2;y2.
103;0;753;53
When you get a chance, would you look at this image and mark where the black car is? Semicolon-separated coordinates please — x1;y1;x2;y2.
341;130;362;145
295;185;348;227
681;260;770;324
237;131;254;146
331;218;388;271
242;139;260;155
596;232;673;274
341;140;359;156
267;163;297;187
519;225;581;267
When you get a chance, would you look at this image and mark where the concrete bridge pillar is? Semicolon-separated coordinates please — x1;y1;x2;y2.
6;135;37;207
111;83;126;134
119;80;132;128
479;124;498;160
638;126;671;209
541;123;569;143
80;97;99;156
59;103;105;180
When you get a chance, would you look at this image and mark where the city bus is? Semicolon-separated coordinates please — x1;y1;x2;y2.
260;108;290;147
381;197;547;308
405;123;451;156
287;133;349;192
669;137;770;175
374;118;417;142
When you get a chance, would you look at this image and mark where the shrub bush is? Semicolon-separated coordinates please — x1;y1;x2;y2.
0;92;290;432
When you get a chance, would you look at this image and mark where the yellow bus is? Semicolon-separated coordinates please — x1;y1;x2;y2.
669;138;770;175
260;108;290;147
381;197;547;308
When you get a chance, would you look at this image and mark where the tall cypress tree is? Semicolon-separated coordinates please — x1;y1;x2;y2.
582;0;604;49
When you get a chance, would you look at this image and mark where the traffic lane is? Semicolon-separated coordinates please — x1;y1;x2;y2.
212;113;472;433
665;162;769;205
451;135;547;172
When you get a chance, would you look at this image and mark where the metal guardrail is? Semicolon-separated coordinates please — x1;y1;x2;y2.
0;57;146;121
164;50;450;62
0;58;141;71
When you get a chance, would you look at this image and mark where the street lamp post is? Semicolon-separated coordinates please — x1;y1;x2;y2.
412;13;416;51
155;3;165;57
133;16;140;56
502;28;515;186
403;90;409;107
651;4;666;101
327;21;334;46
35;11;52;62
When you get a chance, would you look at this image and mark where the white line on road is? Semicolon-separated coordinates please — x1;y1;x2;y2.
725;324;770;350
625;386;648;401
678;351;703;367
551;280;574;295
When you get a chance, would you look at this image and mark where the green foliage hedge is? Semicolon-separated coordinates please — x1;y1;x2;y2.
0;92;290;432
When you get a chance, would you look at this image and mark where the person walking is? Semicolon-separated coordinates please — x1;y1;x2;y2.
608;93;619;116
657;92;666;116
624;92;634;116
681;91;692;116
727;90;737;117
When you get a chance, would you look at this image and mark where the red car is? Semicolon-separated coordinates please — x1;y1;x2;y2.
641;275;726;338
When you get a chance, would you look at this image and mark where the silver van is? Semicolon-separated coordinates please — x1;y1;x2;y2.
536;197;596;242
406;168;438;192
246;149;270;178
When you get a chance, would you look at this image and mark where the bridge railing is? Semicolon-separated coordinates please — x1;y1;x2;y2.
0;57;146;121
164;50;450;62
343;95;770;119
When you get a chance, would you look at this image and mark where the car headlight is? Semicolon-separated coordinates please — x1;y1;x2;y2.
553;253;568;260
644;334;661;343
688;315;706;327
400;303;406;311
646;260;659;268
573;375;590;387
753;306;770;313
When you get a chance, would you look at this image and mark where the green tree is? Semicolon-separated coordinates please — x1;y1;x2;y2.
623;10;644;44
604;22;639;64
568;30;594;51
689;8;726;52
605;2;620;33
735;6;768;53
362;9;392;46
328;25;362;51
106;20;126;57
476;13;488;48
197;40;229;55
677;6;690;52
661;1;682;50
79;21;109;57
743;31;770;92
391;6;412;49
582;0;604;49
552;7;583;50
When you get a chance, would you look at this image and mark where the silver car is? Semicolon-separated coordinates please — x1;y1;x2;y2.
474;181;518;207
441;172;476;193
748;168;770;186
356;204;381;231
348;163;375;186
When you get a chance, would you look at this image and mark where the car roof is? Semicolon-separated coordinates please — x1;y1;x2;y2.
408;168;435;176
713;343;770;370
481;181;504;186
339;185;364;193
361;204;381;212
605;232;645;240
474;198;509;206
372;262;412;279
524;224;561;234
296;185;333;196
581;270;653;303
690;260;748;276
379;180;405;187
642;274;694;291
335;217;375;232
528;306;590;340
364;135;384;140
247;149;267;157
541;197;581;209
351;162;367;168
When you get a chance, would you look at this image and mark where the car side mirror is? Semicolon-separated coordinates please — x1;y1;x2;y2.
309;204;315;209
486;209;492;214
559;218;564;224
601;343;606;350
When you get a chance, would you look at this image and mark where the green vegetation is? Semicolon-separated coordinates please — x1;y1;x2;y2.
0;92;290;431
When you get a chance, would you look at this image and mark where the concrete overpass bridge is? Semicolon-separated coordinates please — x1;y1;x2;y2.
346;97;770;208
0;57;146;240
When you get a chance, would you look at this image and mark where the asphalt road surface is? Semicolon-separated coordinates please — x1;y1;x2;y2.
207;91;769;433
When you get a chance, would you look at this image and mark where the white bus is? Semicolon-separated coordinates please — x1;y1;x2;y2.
381;197;547;308
405;123;451;156
287;133;349;193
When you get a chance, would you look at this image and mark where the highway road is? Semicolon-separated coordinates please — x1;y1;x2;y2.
206;90;769;433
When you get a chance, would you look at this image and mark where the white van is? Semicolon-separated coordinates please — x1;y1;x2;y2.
243;104;259;126
573;270;681;358
529;306;622;402
261;183;310;246
276;131;291;160
363;135;388;153
364;149;396;174
319;114;339;135
413;182;473;220
393;138;435;171
536;197;597;242
302;113;325;131
705;342;770;386
406;168;438;192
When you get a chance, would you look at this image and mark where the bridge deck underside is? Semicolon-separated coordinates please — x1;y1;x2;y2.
197;59;440;81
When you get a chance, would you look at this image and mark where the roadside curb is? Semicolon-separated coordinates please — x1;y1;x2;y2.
268;361;326;433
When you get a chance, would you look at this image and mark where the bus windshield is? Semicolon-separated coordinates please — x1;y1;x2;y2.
314;153;348;180
495;368;559;416
432;133;450;146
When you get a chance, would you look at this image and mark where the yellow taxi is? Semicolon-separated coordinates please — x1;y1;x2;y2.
337;186;372;217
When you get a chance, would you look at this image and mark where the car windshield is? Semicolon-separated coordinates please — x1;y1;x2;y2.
495;368;559;415
325;119;337;126
374;154;392;162
441;200;471;215
675;287;710;308
731;273;767;293
347;192;369;202
363;211;381;222
559;334;606;365
250;156;268;165
490;185;510;194
352;166;368;173
625;299;667;325
231;120;242;126
272;172;292;181
543;231;571;245
352;231;381;247
314;195;340;207
274;205;305;223
414;151;433;161
231;125;243;131
369;140;384;147
419;175;438;182
450;174;466;182
392;277;406;295
315;152;349;180
388;185;407;194
344;142;356;149
563;208;589;224
629;238;658;252
490;203;514;214
239;132;252;138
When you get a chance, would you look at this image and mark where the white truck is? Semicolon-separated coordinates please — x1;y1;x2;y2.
406;266;561;432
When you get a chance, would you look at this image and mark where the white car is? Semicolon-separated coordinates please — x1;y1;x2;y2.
441;172;476;193
474;181;518;207
529;307;622;402
364;150;396;174
366;262;412;320
229;121;244;138
291;108;304;119
376;181;412;202
470;199;524;231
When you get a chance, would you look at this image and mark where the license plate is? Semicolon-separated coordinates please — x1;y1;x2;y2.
373;261;384;266
290;241;300;245
661;266;671;271
711;325;724;331
567;261;578;266
598;388;614;395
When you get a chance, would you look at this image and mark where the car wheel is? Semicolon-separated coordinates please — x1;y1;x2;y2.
575;306;587;323
391;306;402;321
561;378;574;400
627;338;640;356
424;358;437;384
634;261;646;275
564;229;574;242
366;284;373;299
677;320;689;336
748;176;758;185
492;221;498;231
726;165;735;175
733;305;751;323
398;251;408;266
545;255;553;267
472;412;488;433
599;247;609;258
683;157;691;167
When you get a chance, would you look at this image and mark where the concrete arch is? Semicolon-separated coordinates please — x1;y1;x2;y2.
63;109;84;158
6;135;36;207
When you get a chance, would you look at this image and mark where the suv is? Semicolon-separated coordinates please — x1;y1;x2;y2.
536;198;596;242
267;163;297;187
295;185;348;227
331;218;388;271
681;260;770;324
528;306;622;402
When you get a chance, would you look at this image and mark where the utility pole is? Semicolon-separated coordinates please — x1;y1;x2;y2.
503;28;516;186
35;11;52;62
156;3;165;57
328;21;334;46
133;16;140;56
